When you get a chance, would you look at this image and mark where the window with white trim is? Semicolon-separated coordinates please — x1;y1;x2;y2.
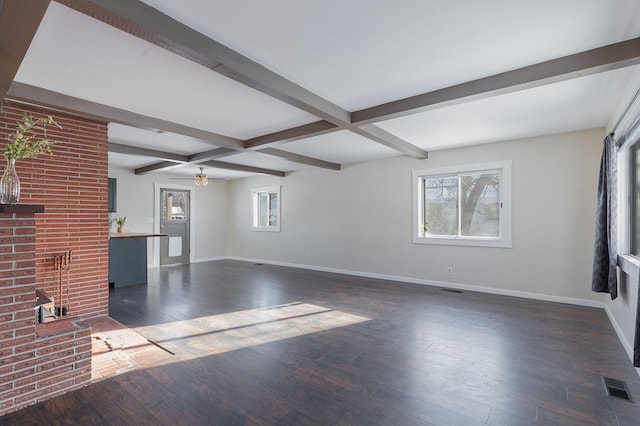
252;186;280;232
412;161;512;247
608;124;639;278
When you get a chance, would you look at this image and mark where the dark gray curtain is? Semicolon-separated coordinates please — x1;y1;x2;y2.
591;133;618;300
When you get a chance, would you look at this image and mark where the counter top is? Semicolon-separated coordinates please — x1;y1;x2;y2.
109;232;167;239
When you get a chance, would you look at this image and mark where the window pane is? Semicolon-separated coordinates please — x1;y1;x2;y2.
258;193;269;226
162;191;188;221
424;176;458;236
460;172;500;237
269;193;278;226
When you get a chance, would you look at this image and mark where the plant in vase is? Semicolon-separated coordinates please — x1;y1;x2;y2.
114;216;127;233
2;113;61;204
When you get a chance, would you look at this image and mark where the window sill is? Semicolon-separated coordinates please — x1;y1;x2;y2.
252;227;280;232
413;236;512;248
618;254;640;279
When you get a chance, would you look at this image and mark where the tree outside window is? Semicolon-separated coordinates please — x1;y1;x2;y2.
424;172;500;237
413;161;511;248
252;186;281;232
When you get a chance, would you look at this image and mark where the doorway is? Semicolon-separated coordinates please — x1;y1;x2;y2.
159;188;191;265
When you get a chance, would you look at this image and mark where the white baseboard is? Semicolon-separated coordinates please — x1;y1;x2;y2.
603;304;640;376
148;256;227;269
193;256;228;263
226;256;603;308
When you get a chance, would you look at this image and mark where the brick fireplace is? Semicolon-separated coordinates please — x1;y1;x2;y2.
0;103;109;415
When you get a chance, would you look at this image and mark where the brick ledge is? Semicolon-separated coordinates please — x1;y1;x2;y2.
36;318;89;338
0;204;45;214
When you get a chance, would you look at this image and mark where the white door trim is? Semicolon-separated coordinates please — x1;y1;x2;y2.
153;183;196;267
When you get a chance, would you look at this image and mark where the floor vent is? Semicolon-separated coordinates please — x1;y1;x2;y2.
602;376;633;402
254;263;264;266
441;288;463;294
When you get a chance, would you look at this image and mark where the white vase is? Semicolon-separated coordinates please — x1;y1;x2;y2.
0;158;20;204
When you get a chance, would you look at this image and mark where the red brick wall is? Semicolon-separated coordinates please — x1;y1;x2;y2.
0;103;109;318
0;209;92;415
0;102;109;415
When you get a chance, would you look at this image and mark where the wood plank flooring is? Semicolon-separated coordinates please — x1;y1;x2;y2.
3;259;640;425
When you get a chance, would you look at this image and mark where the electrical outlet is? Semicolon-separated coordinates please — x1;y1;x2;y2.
447;267;453;275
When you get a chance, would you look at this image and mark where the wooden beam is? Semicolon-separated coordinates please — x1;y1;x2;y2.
131;144;340;177
109;142;188;163
56;0;350;124
57;0;426;158
201;160;286;177
352;37;640;125
0;0;50;103
257;148;341;170
135;161;186;175
245;120;338;149
187;147;237;163
349;124;428;159
10;83;344;174
7;82;245;150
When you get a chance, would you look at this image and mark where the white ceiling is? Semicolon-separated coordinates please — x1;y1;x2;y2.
378;67;640;151
10;0;640;180
138;0;640;110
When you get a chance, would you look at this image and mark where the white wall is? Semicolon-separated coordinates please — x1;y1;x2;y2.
108;166;228;265
609;270;640;357
227;128;604;303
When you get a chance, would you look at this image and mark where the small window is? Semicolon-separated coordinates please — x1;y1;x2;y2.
412;161;512;247
252;186;281;232
162;190;189;221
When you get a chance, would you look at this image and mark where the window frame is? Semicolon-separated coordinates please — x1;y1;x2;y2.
252;185;281;232
630;141;640;257
620;130;640;260
616;129;640;278
412;161;512;248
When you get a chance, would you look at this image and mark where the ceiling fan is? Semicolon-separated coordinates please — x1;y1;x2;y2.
171;167;211;186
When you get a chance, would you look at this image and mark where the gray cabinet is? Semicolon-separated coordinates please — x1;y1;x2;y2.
108;178;117;212
108;237;147;287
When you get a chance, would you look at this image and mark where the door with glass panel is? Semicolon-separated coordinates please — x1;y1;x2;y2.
159;188;190;265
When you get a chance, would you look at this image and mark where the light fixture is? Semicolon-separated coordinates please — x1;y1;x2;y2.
194;167;209;187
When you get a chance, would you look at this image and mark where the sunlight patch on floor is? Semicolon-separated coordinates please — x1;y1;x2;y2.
132;302;370;361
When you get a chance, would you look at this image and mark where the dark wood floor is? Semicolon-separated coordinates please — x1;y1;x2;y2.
3;260;640;425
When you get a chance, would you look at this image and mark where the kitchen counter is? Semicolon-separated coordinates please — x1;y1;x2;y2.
109;232;167;239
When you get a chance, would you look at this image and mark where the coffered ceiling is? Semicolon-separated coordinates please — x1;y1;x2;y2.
1;0;640;180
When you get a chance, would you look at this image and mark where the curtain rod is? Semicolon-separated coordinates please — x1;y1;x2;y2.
612;85;640;137
616;114;640;149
